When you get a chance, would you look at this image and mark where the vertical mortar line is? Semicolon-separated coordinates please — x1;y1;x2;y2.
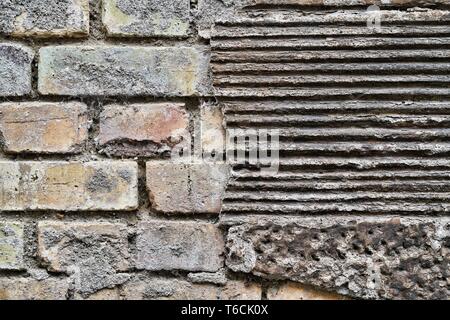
137;159;150;210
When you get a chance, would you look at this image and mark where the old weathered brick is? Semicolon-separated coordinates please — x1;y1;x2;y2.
98;103;189;157
121;276;261;300
38;221;129;272
38;222;131;295
223;216;450;300
267;282;350;300
0;222;24;270
0;277;69;300
0;0;89;37
201;102;225;159
0;43;33;96
38;46;211;97
0;162;138;211
102;0;190;37
0;102;88;154
136;221;224;272
146;162;230;213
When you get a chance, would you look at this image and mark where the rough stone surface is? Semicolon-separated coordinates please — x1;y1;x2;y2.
0;222;24;270
38;46;211;97
0;102;88;154
267;282;350;300
188;270;228;285
0;161;138;211
146;162;230;213
223;216;450;300
0;43;33;97
135;221;224;272
201;102;225;159
98;103;189;157
196;0;240;39
0;277;69;300
37;222;131;295
121;276;261;300
102;0;190;37
0;0;89;37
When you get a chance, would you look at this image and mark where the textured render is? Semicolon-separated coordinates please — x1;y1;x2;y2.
0;102;88;154
0;222;24;270
98;103;189;157
102;0;190;37
135;221;224;272
0;43;33;96
0;0;89;37
223;216;450;299
1;0;450;301
0;162;138;211
38;46;212;97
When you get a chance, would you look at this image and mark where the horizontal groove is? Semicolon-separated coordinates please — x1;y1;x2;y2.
213;62;450;75
227;127;450;141
225;114;450;127
223;101;450;114
212;25;450;38
274;157;450;170
215;87;450;97
228;180;450;192
211;49;450;62
214;10;450;27
232;170;450;181
211;37;450;50
222;201;450;214
266;142;450;155
214;74;450;86
225;191;450;202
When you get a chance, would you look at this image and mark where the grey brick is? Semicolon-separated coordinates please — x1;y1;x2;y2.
136;221;224;272
103;0;190;37
0;43;33;96
0;0;89;37
38;46;211;97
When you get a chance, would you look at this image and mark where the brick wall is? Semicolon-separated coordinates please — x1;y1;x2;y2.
0;0;449;300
